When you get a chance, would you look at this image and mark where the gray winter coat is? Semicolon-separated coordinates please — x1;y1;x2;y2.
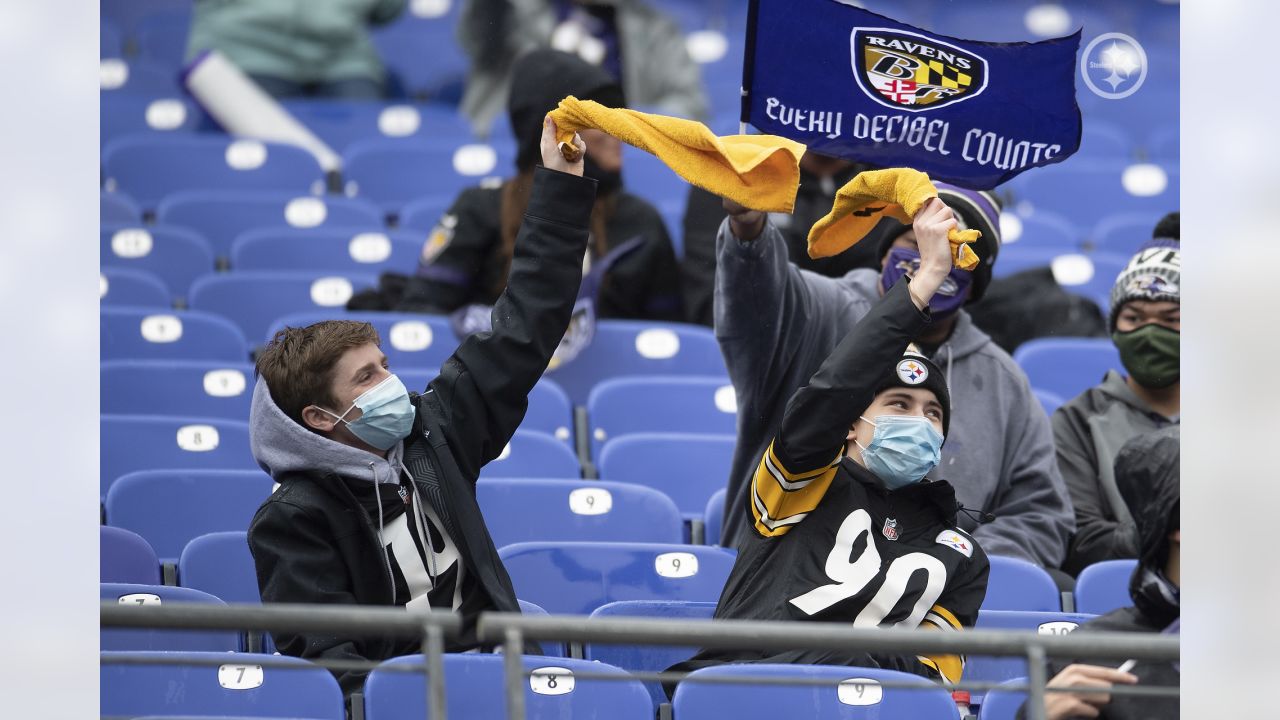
714;219;1074;566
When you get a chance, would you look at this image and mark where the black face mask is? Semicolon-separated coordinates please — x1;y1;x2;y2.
583;154;623;196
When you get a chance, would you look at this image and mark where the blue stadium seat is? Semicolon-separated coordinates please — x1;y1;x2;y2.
398;369;574;444
364;654;651;720
188;271;380;344
977;677;1028;720
101;0;191;37
398;194;458;232
1082;90;1178;145
102;360;255;420
1000;211;1080;252
497;542;736;615
266;310;458;377
101;223;215;303
1013;338;1124;403
101;94;199;145
1147;124;1179;162
478;478;684;547
369;4;470;101
101;190;141;223
179;531;262;606
586;600;718;712
133;10;191;68
1075;122;1137;162
703;488;726;546
966;610;1096;703
1074;559;1138;616
102;135;326;209
673;663;958;719
597;433;735;521
517;599;565;657
101;415;255;499
101;526;161;584
985;556;1062;612
101;583;239;652
545;320;726;406
100;58;181;96
993;250;1128;311
101;651;344;720
1088;212;1162;256
1033;388;1065;416
102;307;250;363
479;431;582;479
230;227;422;274
1010;161;1179;231
587;376;736;458
282;100;474;151
101;18;123;58
105;469;274;562
342;138;515;211
621;144;688;217
100;267;171;308
156;190;386;261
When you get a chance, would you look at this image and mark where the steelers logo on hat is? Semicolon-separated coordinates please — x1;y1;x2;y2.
897;358;928;385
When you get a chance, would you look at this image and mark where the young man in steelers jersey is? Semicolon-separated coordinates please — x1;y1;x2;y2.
670;197;990;689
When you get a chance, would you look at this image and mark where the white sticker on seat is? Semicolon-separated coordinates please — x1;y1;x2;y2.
100;274;109;298
1037;621;1080;635
635;328;679;359
140;314;183;343
529;667;574;696
837;678;883;706
203;369;247;398
225;140;267;170
349;232;392;263
100;59;128;89
310;277;354;306
145;99;187;130
378;105;422;137
176;424;220;452
453;144;498;176
686;30;728;63
554;427;570;441
117;593;161;605
284;197;327;227
111;228;153;258
714;385;737;413
568;487;612;516
389;320;433;352
218;664;264;690
410;0;451;17
1122;163;1168;197
1050;254;1094;287
654;552;698;578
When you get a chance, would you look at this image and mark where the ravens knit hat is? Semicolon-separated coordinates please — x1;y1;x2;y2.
1109;212;1180;331
872;346;951;438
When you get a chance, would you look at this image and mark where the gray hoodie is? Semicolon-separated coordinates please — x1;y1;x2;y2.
714;219;1074;566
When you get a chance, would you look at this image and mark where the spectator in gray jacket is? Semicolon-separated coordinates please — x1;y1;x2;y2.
1053;213;1180;576
715;185;1074;568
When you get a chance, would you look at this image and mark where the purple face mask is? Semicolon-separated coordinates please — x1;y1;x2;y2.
880;247;973;318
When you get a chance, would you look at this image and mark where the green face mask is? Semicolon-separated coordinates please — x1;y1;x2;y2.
1112;324;1180;389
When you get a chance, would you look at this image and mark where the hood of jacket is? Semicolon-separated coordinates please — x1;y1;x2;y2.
1114;425;1180;625
249;376;404;486
1094;369;1165;416
508;48;626;172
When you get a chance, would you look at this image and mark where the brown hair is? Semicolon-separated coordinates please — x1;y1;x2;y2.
255;320;381;427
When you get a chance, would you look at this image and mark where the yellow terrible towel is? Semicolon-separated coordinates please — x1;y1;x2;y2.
808;168;981;271
549;97;806;214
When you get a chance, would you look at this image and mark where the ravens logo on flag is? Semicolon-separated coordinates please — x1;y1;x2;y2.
852;28;988;111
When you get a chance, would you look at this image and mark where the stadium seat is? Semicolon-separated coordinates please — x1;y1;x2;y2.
478;478;685;547
673;663;958;719
999;211;1079;251
397;369;575;444
621;144;689;217
281;100;474;151
1009;161;1179;231
101;0;191;37
517;599;565;657
101;583;239;652
230;227;423;275
993;249;1128;312
102;135;326;209
1074;559;1138;616
1148;124;1179;162
100;58;181;96
977;677;1028;720
102;360;255;420
178;531;261;606
587;376;737;458
585;600;718;712
597;433;736;521
105;469;274;562
101;307;250;363
479;431;582;479
1088;212;1163;256
100;267;171;308
101;190;141;223
156;190;385;261
101;526;161;585
1075;121;1137;162
1013;338;1124;403
364;654;651;720
101;415;255;499
133;10;191;68
101;651;344;720
266;311;458;377
101;18;123;58
1082;89;1178;145
544;320;726;406
703;488;726;546
1033;389;1065;416
342;138;515;211
966;610;1097;703
187;271;380;344
101;94;200;145
100;223;215;302
398;194;459;232
497;542;736;615
985;556;1062;612
369;3;470;101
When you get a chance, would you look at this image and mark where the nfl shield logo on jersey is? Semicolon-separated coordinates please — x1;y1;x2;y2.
851;28;989;112
882;517;899;541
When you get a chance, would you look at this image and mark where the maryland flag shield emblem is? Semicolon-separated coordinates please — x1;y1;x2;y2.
852;28;988;111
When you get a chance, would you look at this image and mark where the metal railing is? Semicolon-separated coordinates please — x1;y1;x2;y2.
101;602;1180;720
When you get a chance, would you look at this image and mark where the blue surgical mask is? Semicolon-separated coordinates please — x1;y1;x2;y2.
321;374;416;451
854;414;944;490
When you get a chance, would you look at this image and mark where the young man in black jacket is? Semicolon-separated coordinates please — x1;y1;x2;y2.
246;118;593;695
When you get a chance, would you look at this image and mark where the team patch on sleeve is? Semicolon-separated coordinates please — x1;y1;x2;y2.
935;529;974;558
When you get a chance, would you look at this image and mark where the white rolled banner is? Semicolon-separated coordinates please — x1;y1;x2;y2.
183;50;342;173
